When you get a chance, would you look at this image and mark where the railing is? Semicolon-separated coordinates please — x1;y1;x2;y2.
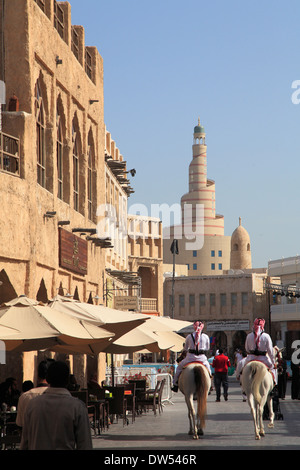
105;367;174;405
0;132;20;176
141;298;158;313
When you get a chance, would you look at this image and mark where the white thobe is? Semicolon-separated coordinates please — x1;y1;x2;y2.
244;332;275;369
238;331;277;383
173;332;211;384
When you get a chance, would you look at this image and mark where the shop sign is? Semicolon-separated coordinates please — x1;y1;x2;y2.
207;320;249;331
59;228;87;275
114;296;138;311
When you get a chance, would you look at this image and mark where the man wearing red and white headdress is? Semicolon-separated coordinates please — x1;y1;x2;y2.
236;318;276;383
172;320;211;392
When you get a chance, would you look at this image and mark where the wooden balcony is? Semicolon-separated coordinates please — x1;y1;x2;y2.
141;298;158;313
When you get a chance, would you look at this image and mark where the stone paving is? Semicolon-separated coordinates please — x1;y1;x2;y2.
92;377;300;451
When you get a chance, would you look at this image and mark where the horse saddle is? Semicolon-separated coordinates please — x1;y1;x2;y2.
183;361;205;368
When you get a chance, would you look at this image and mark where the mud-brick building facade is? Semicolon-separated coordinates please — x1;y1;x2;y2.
0;0;111;385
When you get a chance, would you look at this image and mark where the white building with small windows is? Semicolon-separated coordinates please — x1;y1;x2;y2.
163;270;269;356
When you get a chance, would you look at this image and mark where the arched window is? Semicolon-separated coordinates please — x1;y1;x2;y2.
72;123;79;211
35;81;45;187
56;106;63;200
87;145;93;220
87;130;96;221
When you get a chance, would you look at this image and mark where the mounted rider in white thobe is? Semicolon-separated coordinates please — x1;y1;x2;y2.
236;318;277;383
172;321;211;392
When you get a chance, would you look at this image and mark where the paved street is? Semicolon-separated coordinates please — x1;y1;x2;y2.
92;377;300;452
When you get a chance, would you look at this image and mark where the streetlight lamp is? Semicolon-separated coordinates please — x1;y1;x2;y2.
170;239;179;319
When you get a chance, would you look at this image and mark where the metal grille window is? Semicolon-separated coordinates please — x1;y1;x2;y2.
54;0;64;40
56;109;63;200
242;292;248;306
199;294;205;307
0;132;20;175
210;293;216;306
231;293;237;306
85;50;92;80
71;27;79;60
34;0;45;12
220;293;226;306
179;295;185;308
72;124;79;212
35;82;45;187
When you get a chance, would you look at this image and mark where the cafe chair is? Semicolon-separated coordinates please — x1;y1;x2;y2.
70;390;98;435
122;382;136;423
137;379;166;416
137;380;160;416
102;386;128;426
0;409;21;450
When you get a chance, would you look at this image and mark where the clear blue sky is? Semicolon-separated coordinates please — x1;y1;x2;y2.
69;0;300;268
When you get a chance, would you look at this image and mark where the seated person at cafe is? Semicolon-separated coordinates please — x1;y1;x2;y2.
0;377;20;408
88;372;101;395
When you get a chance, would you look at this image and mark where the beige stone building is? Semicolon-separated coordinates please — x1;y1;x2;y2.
163;271;268;356
0;0;108;384
0;0;164;385
268;256;300;357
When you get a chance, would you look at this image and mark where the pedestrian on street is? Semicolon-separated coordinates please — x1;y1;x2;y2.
16;358;54;427
277;351;288;400
20;361;92;450
212;348;231;402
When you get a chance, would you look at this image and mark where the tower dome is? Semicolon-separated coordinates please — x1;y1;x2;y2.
230;217;252;270
193;118;205;143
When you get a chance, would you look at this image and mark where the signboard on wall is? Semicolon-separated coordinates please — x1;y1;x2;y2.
114;296;138;311
59;228;87;276
207;320;249;331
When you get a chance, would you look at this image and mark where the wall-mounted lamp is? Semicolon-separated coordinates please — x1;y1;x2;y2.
56;287;72;297
44;211;56;218
88;290;101;302
125;169;136;177
89;99;99;105
56;56;63;65
72;228;97;234
58;221;70;226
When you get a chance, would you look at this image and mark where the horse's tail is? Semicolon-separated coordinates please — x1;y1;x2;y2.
249;362;267;404
194;366;207;429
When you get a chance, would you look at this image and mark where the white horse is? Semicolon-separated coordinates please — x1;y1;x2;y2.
178;363;211;439
241;361;274;440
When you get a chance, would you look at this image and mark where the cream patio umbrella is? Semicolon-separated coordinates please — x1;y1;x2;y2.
145;316;193;334
0;296;115;354
103;323;183;354
48;297;186;353
133;316;192;353
48;295;150;340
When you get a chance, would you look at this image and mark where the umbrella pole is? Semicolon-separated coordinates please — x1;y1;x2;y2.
111;353;115;386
